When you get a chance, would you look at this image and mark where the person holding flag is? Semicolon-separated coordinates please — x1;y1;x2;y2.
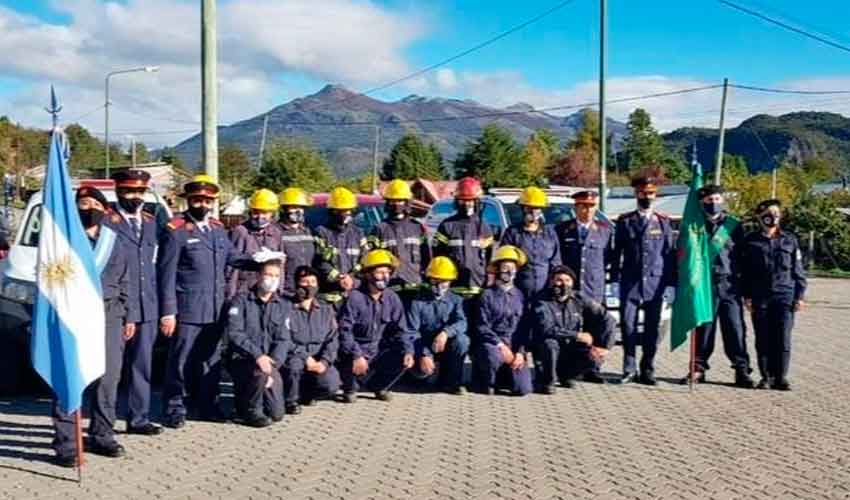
676;184;754;388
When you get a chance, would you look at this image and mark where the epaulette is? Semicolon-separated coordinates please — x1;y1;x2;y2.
655;211;670;219
141;212;155;221
623;210;639;219
209;218;224;228
166;217;187;231
110;213;122;224
595;218;610;228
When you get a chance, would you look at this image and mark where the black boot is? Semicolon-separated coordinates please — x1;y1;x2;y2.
734;370;755;389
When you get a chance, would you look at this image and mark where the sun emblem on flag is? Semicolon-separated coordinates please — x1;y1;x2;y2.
40;254;76;289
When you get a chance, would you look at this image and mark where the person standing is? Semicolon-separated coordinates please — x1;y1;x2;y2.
740;199;807;391
277;187;316;296
314;187;367;308
556;190;613;303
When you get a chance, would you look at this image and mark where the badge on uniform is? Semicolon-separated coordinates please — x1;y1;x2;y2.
228;306;239;316
649;229;662;235
187;238;200;244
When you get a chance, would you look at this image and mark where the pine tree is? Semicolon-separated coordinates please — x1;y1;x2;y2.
382;133;445;180
453;124;528;187
253;140;336;193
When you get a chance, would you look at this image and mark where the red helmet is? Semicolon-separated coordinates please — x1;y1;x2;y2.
455;177;483;200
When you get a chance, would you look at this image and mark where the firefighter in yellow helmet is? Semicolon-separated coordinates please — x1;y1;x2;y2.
225;188;286;300
314;187;368;309
471;245;533;396
277;187;316;296
369;179;431;302
336;249;412;403
403;256;469;394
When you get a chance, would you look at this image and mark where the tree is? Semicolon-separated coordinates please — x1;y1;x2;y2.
522;129;559;184
453;124;528;187
623;109;668;169
253;140;336;193
550;110;603;187
382;133;445;180
159;147;186;171
219;145;255;199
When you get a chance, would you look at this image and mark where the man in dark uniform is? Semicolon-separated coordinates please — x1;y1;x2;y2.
107;169;163;436
337;249;413;403
225;259;290;427
369;179;431;303
609;176;676;386
277;187;316;296
53;186;134;466
281;266;341;415
314;187;367;309
157;175;268;428
556;190;613;303
500;186;561;301
678;184;754;388
225;188;284;300
471;245;533;396
532;266;617;394
433;177;494;338
405;256;469;394
740;199;807;391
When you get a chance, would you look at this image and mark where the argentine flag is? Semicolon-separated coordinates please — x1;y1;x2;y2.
31;127;106;413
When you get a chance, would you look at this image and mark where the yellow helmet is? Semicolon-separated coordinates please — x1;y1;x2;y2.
360;249;399;270
490;245;528;268
279;187;312;207
248;189;279;211
383;179;413;201
518;186;549;208
327;187;358;210
425;256;458;281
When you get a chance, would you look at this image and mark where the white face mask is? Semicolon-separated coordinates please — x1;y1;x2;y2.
260;277;280;293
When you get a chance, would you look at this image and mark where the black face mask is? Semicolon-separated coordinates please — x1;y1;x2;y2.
294;285;319;302
79;208;104;229
387;202;406;220
333;212;352;227
637;198;652;210
188;205;209;221
760;214;779;228
118;197;144;213
284;209;304;224
702;202;722;217
552;285;572;300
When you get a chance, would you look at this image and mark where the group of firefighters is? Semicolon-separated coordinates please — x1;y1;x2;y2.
50;168;807;467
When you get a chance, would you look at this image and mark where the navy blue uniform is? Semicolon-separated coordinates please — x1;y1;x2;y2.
369;218;432;294
54;227;130;458
532;293;616;386
694;214;750;374
556;219;613;302
278;223;316;294
501;224;561;301
157;214;251;419
314;224;367;305
225;221;285;300
106;208;160;430
472;285;532;395
337;287;410;394
405;289;469;388
225;290;291;421
610;210;676;376
281;299;341;404
740;230;807;383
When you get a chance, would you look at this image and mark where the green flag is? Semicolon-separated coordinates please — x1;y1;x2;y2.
670;161;715;351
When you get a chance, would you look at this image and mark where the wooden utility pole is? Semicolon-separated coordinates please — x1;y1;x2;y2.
714;78;730;185
598;0;608;211
257;113;269;170
202;0;218;183
372;125;381;194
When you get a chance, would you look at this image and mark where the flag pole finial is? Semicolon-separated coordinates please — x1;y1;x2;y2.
45;85;62;129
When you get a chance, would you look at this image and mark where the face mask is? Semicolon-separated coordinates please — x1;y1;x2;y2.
524;209;542;224
637;198;652;210
702;202;721;217
497;269;516;284
431;281;451;298
387;203;406;220
259;277;280;293
285;209;304;224
552;284;572;301
334;213;352;227
294;284;318;301
760;214;779;228
370;276;388;291
251;216;271;229
118;197;144;213
456;201;475;217
79;208;104;228
188;205;209;221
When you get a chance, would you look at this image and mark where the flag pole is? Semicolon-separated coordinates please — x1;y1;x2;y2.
688;329;696;393
74;410;84;483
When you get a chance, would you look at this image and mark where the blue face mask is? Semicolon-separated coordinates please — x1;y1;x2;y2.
702;202;722;216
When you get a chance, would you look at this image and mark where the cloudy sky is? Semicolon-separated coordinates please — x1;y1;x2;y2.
1;0;850;148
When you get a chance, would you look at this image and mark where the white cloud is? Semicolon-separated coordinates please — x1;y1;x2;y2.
435;68;458;91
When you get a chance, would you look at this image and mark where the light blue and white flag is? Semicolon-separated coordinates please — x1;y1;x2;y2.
31;114;106;414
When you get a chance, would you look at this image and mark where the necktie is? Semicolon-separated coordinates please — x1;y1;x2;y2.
130;217;141;238
579;225;589;241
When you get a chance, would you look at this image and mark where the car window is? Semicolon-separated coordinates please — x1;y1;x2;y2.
20;205;41;247
305;205;384;234
504;202;575;226
480;200;503;229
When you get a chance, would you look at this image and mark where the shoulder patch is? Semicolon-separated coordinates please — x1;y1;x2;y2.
110;213;122;224
166;217;186;230
141;212;155;221
184;222;195;232
209;218;224;227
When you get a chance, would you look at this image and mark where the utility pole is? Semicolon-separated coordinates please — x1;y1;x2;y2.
714;78;729;185
202;0;218;186
771;167;778;198
372;125;381;194
256;113;269;170
598;0;608;212
130;136;137;168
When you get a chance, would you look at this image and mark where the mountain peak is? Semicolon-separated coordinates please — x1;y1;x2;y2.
506;102;534;112
312;84;358;100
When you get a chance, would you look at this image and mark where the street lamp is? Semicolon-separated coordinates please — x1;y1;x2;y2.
104;66;159;178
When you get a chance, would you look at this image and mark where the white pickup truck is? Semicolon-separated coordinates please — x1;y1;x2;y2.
0;180;171;394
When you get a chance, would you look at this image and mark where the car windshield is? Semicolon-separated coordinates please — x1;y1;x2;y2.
304;205;385;234
505;202;576;226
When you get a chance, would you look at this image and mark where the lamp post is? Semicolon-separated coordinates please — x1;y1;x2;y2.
105;66;159;178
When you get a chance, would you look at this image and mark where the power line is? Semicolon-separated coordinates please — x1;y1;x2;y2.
111;103;203;125
731;84;850;95
67;104;105;123
716;0;850;54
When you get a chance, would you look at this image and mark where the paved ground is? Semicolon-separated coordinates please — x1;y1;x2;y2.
1;277;849;500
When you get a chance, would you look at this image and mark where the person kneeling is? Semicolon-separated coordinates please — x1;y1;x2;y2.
533;266;616;394
281;266;341;415
406;257;469;394
226;260;290;427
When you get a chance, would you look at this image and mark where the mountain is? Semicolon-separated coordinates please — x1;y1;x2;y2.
664;111;850;175
172;84;627;177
